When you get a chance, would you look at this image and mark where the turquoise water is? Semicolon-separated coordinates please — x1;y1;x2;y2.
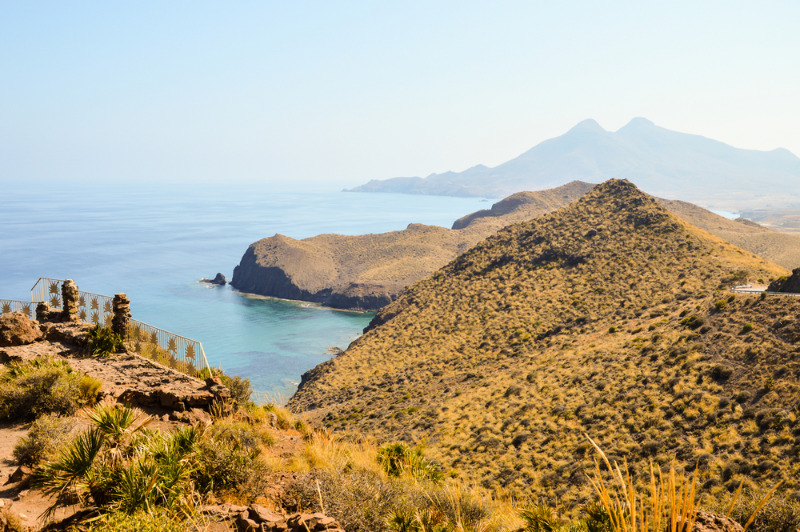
0;181;490;397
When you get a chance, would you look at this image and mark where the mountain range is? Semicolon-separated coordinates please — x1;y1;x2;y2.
347;118;800;210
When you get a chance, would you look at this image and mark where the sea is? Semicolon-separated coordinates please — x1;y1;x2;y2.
0;180;490;400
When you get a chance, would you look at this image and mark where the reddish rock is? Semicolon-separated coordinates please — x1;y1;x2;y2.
0;312;42;347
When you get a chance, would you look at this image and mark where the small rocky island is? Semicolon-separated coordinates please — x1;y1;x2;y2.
200;272;227;285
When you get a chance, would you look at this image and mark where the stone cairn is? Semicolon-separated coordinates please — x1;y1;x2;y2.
112;293;131;339
61;279;80;322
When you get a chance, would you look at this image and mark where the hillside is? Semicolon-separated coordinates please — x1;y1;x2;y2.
347;118;800;210
289;179;800;505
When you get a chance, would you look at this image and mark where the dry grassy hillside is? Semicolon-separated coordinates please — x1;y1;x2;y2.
289;179;800;506
659;198;800;270
451;180;596;231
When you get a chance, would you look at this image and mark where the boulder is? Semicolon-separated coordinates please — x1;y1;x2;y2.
691;510;744;532
0;312;42;347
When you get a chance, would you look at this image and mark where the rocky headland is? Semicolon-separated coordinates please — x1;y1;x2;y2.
232;181;800;311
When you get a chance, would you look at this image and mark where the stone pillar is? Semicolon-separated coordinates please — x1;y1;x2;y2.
61;279;79;322
112;293;131;339
36;302;53;322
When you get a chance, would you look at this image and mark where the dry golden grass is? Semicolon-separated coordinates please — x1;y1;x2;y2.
289;179;799;506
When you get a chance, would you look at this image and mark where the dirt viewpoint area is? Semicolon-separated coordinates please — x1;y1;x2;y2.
0;315;228;530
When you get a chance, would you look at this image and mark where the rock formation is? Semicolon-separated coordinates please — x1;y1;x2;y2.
767;267;800;293
0;312;42;347
691;511;744;532
200;504;344;532
201;273;227;285
61;279;79;322
112;293;131;338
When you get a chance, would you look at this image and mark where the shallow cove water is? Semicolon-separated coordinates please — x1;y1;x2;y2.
0;181;490;397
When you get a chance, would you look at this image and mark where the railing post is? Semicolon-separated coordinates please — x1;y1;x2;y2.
62;279;79;322
112;293;131;339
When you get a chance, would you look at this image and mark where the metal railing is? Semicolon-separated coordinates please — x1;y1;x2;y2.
0;299;35;319
30;278;115;326
11;277;211;377
128;319;210;375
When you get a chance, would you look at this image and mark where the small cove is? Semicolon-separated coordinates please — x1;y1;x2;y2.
0;180;490;397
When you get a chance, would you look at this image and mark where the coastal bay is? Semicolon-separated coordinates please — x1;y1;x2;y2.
0;180;489;396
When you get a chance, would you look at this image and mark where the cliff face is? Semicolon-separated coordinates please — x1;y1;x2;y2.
231;225;463;311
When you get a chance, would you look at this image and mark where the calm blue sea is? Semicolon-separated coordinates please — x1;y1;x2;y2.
0;181;490;398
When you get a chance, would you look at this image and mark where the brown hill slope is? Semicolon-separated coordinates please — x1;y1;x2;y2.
657;198;800;270
232;182;800;311
289;179;799;505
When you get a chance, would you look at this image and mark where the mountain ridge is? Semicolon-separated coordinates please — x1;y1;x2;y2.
347;118;800;209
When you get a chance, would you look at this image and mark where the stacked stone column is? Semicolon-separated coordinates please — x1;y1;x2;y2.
112;293;131;339
61;279;79;322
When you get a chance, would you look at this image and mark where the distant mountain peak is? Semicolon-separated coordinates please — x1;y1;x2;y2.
567;118;606;134
619;116;656;130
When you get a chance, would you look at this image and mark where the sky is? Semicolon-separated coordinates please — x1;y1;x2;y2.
1;1;798;188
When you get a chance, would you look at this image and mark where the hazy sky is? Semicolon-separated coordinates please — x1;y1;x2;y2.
2;2;798;187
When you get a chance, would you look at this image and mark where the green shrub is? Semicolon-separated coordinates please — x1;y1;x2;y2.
193;419;270;498
79;508;191;532
0;358;101;420
13;414;73;466
742;323;754;333
378;442;443;482
679;315;704;330
88;325;123;358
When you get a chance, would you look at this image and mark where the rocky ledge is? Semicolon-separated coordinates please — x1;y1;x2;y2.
0;311;229;414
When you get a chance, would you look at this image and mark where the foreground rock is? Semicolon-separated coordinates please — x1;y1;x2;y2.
0;312;42;347
201;503;344;532
0;327;227;414
691;511;744;532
